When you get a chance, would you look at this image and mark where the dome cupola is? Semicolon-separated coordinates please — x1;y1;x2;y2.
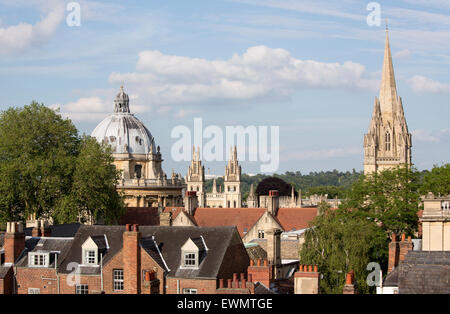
91;86;156;155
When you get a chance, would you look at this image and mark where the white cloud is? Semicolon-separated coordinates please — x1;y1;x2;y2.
394;49;412;59
281;147;362;161
109;45;378;106
409;75;450;93
0;2;64;55
412;129;450;143
50;97;111;122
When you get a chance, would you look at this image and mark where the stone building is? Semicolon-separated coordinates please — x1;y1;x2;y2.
186;146;242;208
363;28;412;174
91;86;184;208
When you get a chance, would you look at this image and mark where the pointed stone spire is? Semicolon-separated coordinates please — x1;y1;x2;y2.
379;28;398;116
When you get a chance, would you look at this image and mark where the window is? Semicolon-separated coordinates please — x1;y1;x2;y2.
134;164;142;179
28;288;40;294
183;288;197;294
385;132;391;151
233;200;236;208
28;253;48;267
76;284;88;294
258;230;265;239
85;250;96;264
113;269;124;291
183;252;197;267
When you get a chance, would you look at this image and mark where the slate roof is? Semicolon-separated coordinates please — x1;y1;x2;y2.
15;237;74;268
383;267;399;287
24;223;81;238
0;265;12;279
397;251;450;294
245;243;267;261
119;207;160;225
254;282;275;294
90;235;108;251
58;225;239;279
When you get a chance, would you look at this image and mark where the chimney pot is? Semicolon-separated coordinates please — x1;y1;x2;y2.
257;259;261;266
314;265;318;273
240;273;245;281
219;279;224;288
401;233;405;241
133;224;139;232
250;259;254;266
227;279;232;288
407;235;411;241
392;233;397;242
263;259;268;266
125;224;131;232
308;265;313;272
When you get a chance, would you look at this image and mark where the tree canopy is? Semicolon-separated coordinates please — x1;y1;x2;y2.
0;102;124;224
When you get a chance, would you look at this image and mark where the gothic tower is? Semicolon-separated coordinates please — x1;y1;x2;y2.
363;28;412;174
224;146;242;208
186;146;205;207
247;183;258;208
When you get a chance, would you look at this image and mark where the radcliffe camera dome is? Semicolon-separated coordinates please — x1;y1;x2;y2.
91;86;156;155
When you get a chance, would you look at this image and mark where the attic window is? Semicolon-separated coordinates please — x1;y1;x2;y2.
85;250;96;264
28;252;49;267
183;253;197;267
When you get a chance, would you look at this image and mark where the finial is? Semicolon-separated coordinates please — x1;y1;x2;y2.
120;85;124;92
385;18;388;32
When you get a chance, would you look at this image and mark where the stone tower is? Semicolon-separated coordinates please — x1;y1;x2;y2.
186;146;205;207
363;28;412;174
247;183;258;208
224;146;242;208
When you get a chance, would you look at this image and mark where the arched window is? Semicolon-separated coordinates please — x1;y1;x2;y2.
385;132;391;151
134;165;142;179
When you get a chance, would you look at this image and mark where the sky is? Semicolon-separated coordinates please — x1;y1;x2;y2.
0;0;449;176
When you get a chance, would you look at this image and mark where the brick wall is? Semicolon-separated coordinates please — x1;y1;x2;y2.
166;277;217;294
15;267;59;294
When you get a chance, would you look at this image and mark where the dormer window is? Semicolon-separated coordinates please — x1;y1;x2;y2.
28;252;49;267
81;235;108;266
180;237;208;269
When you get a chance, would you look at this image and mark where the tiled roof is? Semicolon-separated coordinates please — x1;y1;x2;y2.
162;207;184;220
276;208;318;231
193;208;266;237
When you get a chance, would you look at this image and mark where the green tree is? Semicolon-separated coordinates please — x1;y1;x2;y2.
299;208;387;294
0;102;79;221
419;163;450;196
0;102;124;224
54;136;125;224
340;165;420;237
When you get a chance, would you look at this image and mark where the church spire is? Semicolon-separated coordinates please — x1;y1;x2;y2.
379;28;398;116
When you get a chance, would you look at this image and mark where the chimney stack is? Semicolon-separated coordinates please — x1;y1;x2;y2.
294;264;320;294
40;219;51;237
343;270;357;294
185;191;198;216
159;211;172;226
399;234;413;263
4;222;25;264
388;233;399;273
266;228;282;279
268;190;279;216
32;220;41;237
123;223;141;294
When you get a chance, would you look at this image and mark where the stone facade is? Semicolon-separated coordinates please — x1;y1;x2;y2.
420;193;450;251
186;146;242;208
364;29;412;174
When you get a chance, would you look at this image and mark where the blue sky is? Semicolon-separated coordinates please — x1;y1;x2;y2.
0;0;449;175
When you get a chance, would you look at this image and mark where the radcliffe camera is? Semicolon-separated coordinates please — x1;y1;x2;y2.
0;0;448;305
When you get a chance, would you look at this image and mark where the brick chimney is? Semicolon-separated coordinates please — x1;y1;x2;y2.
159;212;172;226
267;190;279;216
247;259;273;288
342;270;356;294
266;228;282;279
123;224;141;294
4;222;25;264
294;264;320;294
388;233;399;273
40;219;51;237
31;220;41;237
399;234;413;263
185;191;198;216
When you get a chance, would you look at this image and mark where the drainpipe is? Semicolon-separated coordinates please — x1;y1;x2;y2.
177;279;180;294
100;254;104;292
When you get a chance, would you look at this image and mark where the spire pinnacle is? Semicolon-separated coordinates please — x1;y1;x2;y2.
379;27;398;116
